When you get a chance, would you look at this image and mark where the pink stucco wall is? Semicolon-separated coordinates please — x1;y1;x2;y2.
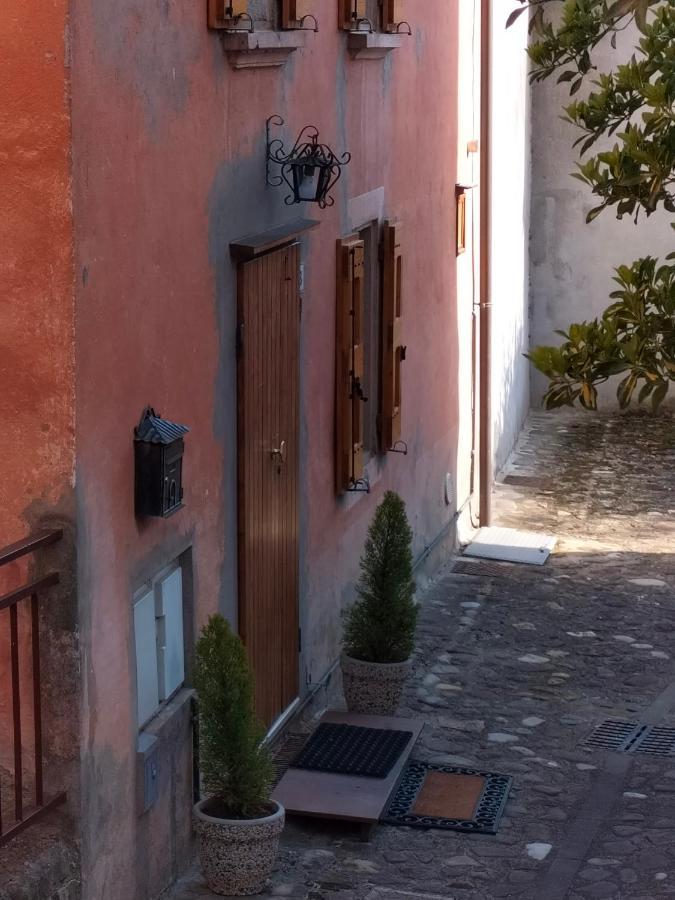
69;2;460;896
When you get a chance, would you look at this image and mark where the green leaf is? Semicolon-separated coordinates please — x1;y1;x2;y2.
586;205;605;223
617;372;638;408
506;6;527;28
651;380;668;410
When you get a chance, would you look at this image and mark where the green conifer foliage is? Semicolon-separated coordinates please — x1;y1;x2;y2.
193;614;274;818
342;491;418;664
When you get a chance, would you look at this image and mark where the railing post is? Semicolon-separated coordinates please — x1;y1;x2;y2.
0;529;66;846
31;593;43;806
9;603;23;821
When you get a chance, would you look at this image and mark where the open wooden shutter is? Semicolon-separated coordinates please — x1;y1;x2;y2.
281;0;311;28
381;220;404;450
208;0;248;29
382;0;404;31
336;236;366;492
339;0;367;30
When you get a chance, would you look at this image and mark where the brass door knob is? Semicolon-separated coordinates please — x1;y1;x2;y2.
271;440;287;464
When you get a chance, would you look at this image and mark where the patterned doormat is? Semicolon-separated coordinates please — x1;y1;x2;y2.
292;723;413;778
382;761;512;834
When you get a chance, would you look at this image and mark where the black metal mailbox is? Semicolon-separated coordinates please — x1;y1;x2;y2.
134;407;189;518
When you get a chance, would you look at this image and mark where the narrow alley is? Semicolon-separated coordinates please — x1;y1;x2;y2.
170;410;675;900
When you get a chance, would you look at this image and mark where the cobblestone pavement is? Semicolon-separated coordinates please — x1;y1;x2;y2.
168;410;675;900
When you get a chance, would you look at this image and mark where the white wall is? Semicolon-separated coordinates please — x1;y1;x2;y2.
454;0;481;519
529;25;673;406
490;3;531;471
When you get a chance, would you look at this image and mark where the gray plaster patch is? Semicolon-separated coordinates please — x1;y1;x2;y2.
519;654;550;664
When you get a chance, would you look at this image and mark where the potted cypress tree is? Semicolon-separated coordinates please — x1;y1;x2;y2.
193;614;283;896
340;490;418;715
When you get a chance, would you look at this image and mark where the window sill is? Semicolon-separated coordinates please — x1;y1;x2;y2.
347;32;402;60
221;30;306;69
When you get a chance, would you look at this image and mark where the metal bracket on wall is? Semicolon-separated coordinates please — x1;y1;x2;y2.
346;476;370;494
289;13;319;31
388;440;408;455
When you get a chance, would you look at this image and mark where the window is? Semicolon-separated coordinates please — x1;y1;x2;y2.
335;218;405;493
339;0;406;32
133;564;185;728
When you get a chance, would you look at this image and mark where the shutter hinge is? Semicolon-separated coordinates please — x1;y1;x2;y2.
236;321;245;355
298;627;302;653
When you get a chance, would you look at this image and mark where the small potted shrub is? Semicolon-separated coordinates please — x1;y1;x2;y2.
193;615;283;896
341;490;418;715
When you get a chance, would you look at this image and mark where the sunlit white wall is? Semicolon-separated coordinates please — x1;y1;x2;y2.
529;24;673;407
490;2;531;471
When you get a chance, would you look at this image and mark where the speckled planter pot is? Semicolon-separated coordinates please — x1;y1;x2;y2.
340;653;412;715
193;799;285;896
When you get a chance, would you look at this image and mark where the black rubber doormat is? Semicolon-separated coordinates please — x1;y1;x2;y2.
292;723;413;778
382;761;512;834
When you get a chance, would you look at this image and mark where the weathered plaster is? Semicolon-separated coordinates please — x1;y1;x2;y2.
0;0;78;861
68;1;463;895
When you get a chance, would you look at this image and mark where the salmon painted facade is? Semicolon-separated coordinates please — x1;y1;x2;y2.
1;1;531;897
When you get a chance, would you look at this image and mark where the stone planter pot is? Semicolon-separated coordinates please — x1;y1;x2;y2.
340;653;411;715
193;798;285;896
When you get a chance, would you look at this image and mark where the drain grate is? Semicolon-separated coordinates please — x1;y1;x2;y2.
634;726;675;757
451;560;514;578
585;720;675;756
585;720;645;752
502;475;550;489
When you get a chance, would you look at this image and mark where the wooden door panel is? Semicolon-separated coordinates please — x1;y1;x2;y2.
238;244;300;727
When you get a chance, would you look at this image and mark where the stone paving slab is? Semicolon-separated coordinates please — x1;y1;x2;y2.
167;410;675;900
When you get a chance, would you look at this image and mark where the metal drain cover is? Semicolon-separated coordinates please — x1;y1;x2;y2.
586;720;675;756
635;726;675;757
451;560;514;578
502;475;550;489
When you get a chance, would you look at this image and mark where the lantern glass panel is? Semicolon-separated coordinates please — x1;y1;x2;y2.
291;160;321;202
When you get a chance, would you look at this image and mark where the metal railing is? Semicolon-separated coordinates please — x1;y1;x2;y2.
0;529;66;846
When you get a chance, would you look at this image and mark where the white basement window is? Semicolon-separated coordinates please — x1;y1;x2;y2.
133;564;185;728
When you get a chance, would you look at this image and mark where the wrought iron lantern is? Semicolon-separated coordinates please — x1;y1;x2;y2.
266;115;351;209
134;407;189;518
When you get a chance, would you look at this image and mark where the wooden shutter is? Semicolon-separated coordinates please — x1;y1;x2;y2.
381;220;404;450
339;0;367;30
456;188;467;255
281;0;311;28
208;0;248;29
382;0;404;31
336;236;366;492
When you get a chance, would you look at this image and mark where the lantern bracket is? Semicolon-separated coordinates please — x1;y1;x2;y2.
295;13;319;31
265;115;351;209
346;476;370;494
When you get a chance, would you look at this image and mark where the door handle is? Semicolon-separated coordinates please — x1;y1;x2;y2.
271;440;287;464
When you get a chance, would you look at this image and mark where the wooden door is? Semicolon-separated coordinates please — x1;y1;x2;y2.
237;243;300;728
